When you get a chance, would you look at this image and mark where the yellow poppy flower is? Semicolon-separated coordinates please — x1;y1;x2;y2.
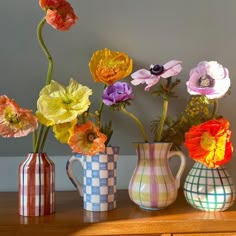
36;79;92;125
52;119;77;144
88;48;133;85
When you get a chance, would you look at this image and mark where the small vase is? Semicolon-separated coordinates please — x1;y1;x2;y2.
128;142;186;210
66;146;119;212
18;152;55;216
184;162;236;211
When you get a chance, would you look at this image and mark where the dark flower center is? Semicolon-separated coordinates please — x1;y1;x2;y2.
87;132;96;143
150;64;164;75
199;74;215;88
6;112;19;124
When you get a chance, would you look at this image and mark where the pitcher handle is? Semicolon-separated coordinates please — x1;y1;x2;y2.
168;151;186;189
66;154;83;197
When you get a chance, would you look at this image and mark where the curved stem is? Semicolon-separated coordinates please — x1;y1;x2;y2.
121;106;148;142
155;98;168;142
37;17;54;85
211;99;218;119
33;17;54;153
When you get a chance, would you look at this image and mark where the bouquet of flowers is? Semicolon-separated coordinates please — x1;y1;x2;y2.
0;0;133;157
183;61;233;168
0;0;80;152
101;60;184;146
68;48;133;155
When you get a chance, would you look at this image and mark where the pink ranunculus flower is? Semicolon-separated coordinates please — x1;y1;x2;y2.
186;61;230;99
45;1;78;31
130;60;183;91
0;95;38;138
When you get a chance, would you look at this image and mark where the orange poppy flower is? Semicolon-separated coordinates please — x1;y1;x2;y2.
0;95;38;138
69;122;107;156
89;48;133;85
184;118;233;168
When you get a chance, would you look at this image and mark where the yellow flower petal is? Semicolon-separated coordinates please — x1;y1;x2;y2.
37;79;92;124
53;119;77;143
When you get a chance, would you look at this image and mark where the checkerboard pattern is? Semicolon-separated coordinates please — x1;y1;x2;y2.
18;153;55;216
184;162;236;211
67;146;119;211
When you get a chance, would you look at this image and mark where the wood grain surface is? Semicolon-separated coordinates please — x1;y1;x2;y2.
1;190;236;235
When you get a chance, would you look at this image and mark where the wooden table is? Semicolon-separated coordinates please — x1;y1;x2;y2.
1;190;236;236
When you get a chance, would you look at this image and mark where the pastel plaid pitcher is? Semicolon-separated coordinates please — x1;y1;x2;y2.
128;142;186;210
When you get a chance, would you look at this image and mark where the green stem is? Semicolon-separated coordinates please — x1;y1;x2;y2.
97;84;107;127
155;98;168;142
39;127;50;152
211;99;218;119
37;17;54;85
34;124;45;153
33;17;54;153
121;106;148;142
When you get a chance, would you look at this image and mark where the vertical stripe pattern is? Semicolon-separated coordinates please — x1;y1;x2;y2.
18;153;55;216
184;162;236;211
128;142;186;210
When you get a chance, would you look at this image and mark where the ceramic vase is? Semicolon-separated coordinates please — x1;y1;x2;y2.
66;146;119;212
128;142;186;210
184;161;236;211
18;152;55;216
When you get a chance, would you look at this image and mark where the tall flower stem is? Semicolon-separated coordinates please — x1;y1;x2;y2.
120;106;148;142
211;99;218;119
155;98;168;142
33;17;54;152
37;17;54;85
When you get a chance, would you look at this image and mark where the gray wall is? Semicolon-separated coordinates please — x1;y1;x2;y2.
0;0;236;191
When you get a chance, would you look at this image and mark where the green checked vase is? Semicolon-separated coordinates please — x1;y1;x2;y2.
184;162;236;211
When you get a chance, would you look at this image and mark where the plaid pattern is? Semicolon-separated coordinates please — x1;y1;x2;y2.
128;143;186;210
184;162;236;211
18;153;55;216
67;146;119;211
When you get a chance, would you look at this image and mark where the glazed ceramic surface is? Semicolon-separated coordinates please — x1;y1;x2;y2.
66;146;119;211
184;161;236;211
128;142;186;210
18;152;55;216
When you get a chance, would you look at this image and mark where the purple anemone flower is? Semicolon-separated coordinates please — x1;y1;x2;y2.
130;60;183;91
187;61;230;99
102;82;134;106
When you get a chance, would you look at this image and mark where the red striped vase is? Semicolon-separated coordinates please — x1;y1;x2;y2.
18;152;55;216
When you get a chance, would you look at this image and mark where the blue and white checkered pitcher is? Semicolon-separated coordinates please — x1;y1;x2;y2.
66;146;119;211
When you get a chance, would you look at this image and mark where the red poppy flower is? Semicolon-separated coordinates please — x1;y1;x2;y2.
184;118;233;168
39;0;64;10
45;1;78;31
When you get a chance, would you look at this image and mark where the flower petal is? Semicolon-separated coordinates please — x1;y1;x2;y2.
37;79;92;124
184;118;233;168
89;48;133;85
69;122;107;155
